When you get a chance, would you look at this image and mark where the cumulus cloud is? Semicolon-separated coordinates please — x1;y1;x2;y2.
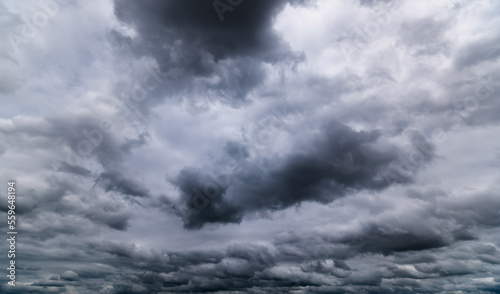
173;121;436;229
112;0;308;107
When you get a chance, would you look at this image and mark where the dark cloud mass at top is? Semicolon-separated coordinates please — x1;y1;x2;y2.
1;0;500;293
112;0;308;105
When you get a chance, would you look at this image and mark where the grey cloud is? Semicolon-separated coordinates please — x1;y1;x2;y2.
287;188;500;259
112;0;309;106
60;270;79;281
455;35;500;69
0;112;149;241
94;170;150;198
398;17;452;57
338;224;451;255
438;192;500;227
224;141;250;160
52;161;92;177
226;242;276;266
300;260;352;278
357;0;394;7
174;121;435;229
0;70;22;94
86;240;171;272
10;215;500;294
83;205;130;231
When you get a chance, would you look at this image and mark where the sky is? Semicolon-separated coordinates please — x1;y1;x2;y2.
0;0;500;293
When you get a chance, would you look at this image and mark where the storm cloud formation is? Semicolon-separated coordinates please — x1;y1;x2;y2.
112;0;307;106
1;0;500;293
174;121;435;229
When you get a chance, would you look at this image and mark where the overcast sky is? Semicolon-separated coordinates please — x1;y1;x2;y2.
1;0;500;293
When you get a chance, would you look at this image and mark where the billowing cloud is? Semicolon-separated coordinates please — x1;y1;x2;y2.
112;0;308;106
173;121;435;229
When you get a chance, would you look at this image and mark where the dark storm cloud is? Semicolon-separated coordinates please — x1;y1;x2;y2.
262;187;500;281
61;240;277;293
173;121;436;229
112;0;308;105
282;188;500;260
173;167;242;227
338;224;451;255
